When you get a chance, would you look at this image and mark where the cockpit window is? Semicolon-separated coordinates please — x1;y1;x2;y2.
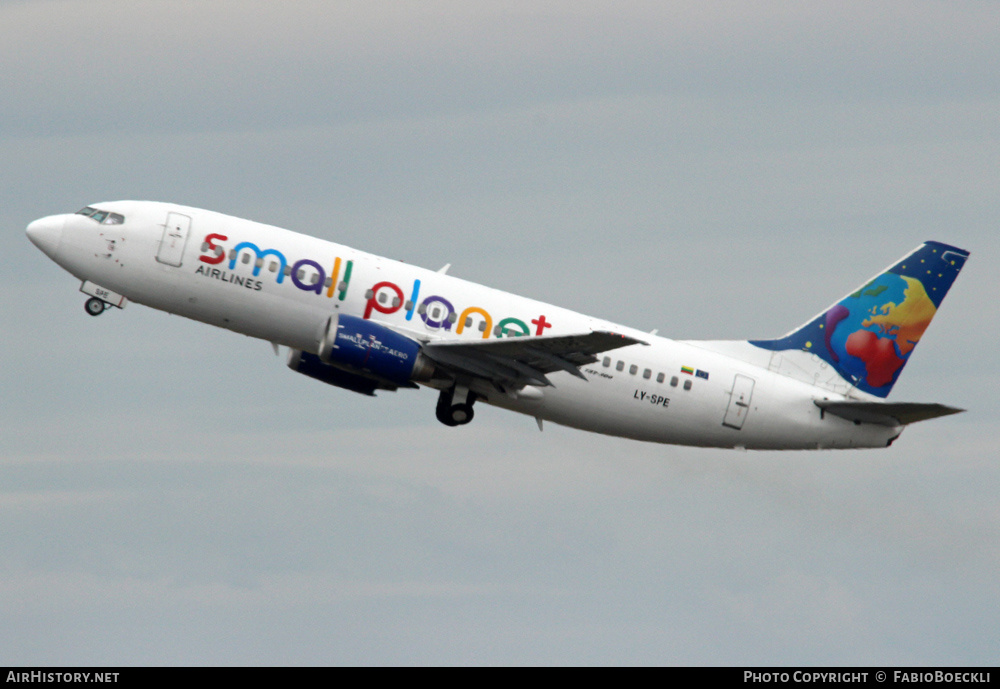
75;207;125;224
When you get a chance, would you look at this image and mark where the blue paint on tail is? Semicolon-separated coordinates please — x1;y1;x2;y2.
750;241;969;398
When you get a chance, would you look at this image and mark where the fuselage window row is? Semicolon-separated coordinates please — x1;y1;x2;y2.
602;357;693;390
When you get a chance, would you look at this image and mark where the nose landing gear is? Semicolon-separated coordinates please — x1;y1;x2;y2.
84;297;109;316
80;282;126;315
436;384;477;427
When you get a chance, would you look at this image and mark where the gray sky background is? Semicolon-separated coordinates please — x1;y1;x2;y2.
2;0;998;665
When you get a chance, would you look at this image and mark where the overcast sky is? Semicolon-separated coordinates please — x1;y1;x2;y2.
2;0;999;665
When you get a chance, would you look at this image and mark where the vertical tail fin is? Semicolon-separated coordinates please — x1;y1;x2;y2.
750;241;969;398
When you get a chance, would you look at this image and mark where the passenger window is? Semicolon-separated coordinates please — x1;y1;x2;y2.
392;297;401;308
656;372;665;383
629;365;638;375
465;316;473;328
670;376;679;387
255;258;264;269
365;289;375;299
378;291;387;304
643;369;651;379
324;277;333;288
270;262;279;273
201;242;209;252
242;253;251;265
337;281;347;292
478;320;486;332
683;380;692;391
602;357;611;367
311;273;320;285
447;312;458;324
616;361;624;372
404;300;414;311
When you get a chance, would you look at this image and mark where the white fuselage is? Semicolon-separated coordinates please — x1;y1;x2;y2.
28;200;900;450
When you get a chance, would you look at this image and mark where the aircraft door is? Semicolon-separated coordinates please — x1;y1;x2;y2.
156;212;192;267
723;374;755;430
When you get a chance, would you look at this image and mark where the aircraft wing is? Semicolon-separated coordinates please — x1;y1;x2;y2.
421;330;646;389
814;400;964;426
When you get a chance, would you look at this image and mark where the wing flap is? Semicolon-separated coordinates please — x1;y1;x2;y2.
422;330;645;389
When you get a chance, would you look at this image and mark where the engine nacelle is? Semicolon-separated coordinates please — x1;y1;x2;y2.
318;313;433;385
287;349;384;396
288;315;434;395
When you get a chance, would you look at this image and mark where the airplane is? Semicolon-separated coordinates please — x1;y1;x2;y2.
25;201;969;450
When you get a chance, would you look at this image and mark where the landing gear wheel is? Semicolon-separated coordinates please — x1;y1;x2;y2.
449;403;475;425
436;400;459;426
436;389;476;427
85;297;107;316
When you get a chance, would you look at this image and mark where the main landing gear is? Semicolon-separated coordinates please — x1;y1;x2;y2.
84;297;109;316
436;384;477;427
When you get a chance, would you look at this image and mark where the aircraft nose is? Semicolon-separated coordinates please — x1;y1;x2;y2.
26;214;66;260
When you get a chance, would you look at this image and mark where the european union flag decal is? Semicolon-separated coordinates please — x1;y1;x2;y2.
696;369;709;380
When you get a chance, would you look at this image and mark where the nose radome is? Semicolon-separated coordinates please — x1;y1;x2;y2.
26;214;67;260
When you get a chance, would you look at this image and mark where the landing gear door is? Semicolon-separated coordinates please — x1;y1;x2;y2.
723;374;755;430
156;212;191;267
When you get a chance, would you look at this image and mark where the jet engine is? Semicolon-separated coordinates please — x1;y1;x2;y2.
287;314;434;395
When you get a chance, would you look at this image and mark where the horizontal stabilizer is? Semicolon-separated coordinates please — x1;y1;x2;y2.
815;400;964;427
